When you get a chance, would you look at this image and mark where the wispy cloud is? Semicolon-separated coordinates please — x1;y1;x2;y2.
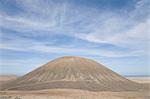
1;0;149;56
0;35;146;58
0;0;149;75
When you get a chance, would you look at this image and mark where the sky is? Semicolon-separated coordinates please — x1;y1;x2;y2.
0;0;150;76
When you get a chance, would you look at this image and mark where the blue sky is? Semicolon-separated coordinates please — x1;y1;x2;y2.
0;0;149;76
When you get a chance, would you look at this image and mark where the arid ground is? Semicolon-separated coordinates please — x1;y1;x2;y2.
0;75;149;99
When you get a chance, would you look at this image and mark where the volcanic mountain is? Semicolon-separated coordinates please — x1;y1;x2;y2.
1;56;142;91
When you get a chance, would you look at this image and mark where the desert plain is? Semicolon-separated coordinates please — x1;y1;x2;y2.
0;75;149;99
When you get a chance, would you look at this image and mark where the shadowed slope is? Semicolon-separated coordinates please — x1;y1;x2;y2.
1;56;142;91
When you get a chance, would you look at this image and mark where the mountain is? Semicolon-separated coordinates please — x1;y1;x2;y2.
1;56;142;91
